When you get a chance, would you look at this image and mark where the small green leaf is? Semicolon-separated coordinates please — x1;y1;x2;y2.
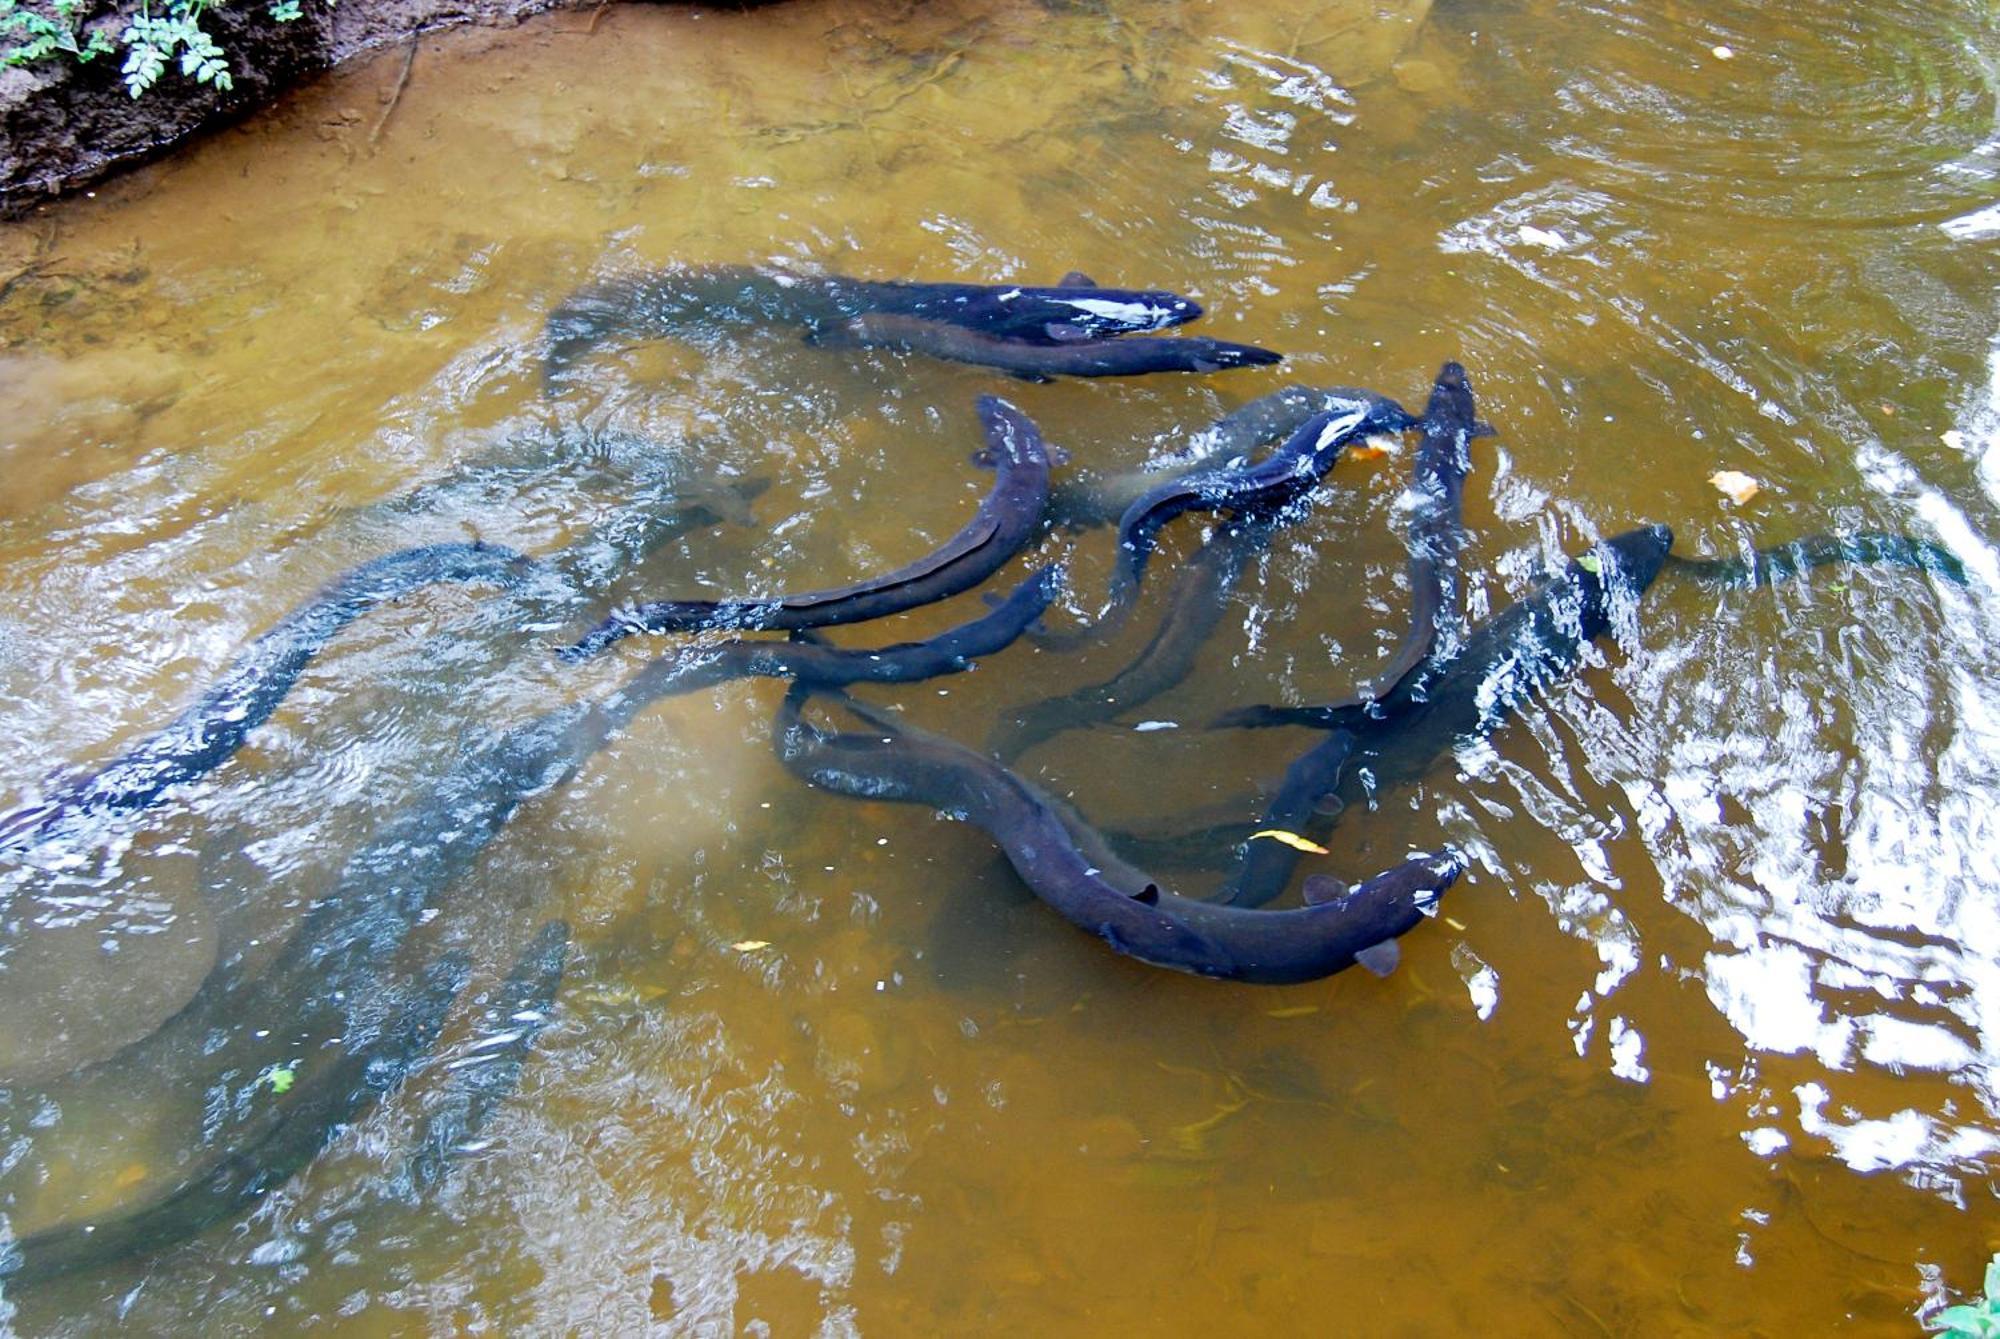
265;1064;296;1094
1576;553;1603;575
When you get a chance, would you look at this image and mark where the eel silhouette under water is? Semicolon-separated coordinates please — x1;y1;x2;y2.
774;685;1461;985
1219;526;1675;907
560;396;1056;660
0;576;1054;1284
544;264;1280;382
405;919;571;1193
0;541;534;860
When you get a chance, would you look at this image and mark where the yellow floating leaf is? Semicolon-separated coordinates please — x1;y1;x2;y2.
1576;553;1603;575
1265;1005;1320;1018
729;940;772;952
1249;829;1331;855
1709;470;1761;504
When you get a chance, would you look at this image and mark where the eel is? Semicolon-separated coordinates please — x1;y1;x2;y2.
0;695;614;1284
0;540;534;860
1034;390;1418;649
559;395;1056;660
545;264;1282;382
1217;528;1969;734
0;473;776;862
1046;384;1402;531
1663;531;1967;588
774;685;1461;985
405;919;571;1192
992;365;1486;757
989;518;1274;760
0;574;1056;1283
0;949;474;1285
1216;525;1678;908
805;312;1281;381
1345;361;1483;702
1208;524;1966;907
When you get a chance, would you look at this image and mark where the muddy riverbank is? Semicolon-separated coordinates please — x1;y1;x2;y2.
0;0;773;210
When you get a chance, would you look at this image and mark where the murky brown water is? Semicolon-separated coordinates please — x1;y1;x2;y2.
3;0;1999;1331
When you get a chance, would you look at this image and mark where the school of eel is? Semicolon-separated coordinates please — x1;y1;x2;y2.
0;265;1967;1285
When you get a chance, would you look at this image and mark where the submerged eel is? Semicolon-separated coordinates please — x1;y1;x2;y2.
405;919;571;1193
0;475;775;862
805;312;1281;381
560;395;1055;660
545;264;1280;382
1206;525;1966;907
774;685;1461;985
0;541;533;860
0;582;1051;1284
990;518;1275;760
1036;390;1418;649
1347;361;1483;701
1219;527;1676;906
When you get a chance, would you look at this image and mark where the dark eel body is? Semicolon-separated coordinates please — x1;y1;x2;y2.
1046;384;1396;531
560;395;1055;660
1347;361;1482;700
1219;527;1675;906
1037;390;1419;649
0;577;1052;1284
406;919;572;1193
1663;531;1966;589
0;474;776;862
805;312;1281;381
990;518;1274;759
994;367;1481;756
545;264;1280;381
775;686;1461;985
1203;525;1963;906
0;541;533;860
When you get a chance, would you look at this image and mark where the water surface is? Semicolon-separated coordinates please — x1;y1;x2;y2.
3;0;1999;1331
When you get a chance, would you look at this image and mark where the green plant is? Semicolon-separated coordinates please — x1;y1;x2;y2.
120;0;230;97
0;0;115;68
1;0;311;97
1928;1255;2000;1338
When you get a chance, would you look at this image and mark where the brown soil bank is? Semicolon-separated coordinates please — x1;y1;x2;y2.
0;0;763;212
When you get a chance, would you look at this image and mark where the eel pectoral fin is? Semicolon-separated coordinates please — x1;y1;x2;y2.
1133;883;1161;905
1057;271;1099;287
1352;939;1402;978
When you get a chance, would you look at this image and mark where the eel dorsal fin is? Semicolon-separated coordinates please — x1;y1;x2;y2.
1301;873;1350;906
